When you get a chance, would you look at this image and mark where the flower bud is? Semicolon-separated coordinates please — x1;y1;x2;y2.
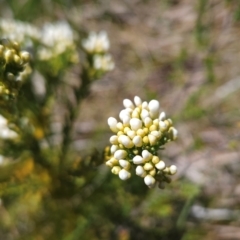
119;159;130;169
132;135;143;147
144;117;152;127
114;150;127;160
119;109;130;121
136;166;146;177
152;156;160;164
159;112;166;121
143;162;154;171
108;117;118;132
136;129;145;138
20;52;30;63
159;121;167;132
142;150;152;161
123;99;134;109
144;175;156;187
148;134;157;146
134;96;142;106
148;100;160;118
133;155;145;164
149;168;156;176
169;165;177;175
130;118;142;131
127;130;136;139
155;161;166;170
109;135;118;145
110;145;119;154
112;166;121;175
140;109;149;120
119;135;134;148
132;109;140;118
119;169;131;180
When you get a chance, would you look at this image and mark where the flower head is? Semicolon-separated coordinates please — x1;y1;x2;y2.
106;96;178;189
82;31;110;54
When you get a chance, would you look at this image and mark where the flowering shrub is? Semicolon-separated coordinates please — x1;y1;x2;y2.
106;96;178;188
0;16;179;240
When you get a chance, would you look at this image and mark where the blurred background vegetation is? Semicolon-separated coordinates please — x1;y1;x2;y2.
0;0;240;239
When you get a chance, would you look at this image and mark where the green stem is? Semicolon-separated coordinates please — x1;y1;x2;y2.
60;67;91;170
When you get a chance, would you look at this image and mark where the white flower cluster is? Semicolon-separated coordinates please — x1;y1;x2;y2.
37;21;78;62
82;31;114;72
0;115;17;139
93;54;114;72
0;18;40;47
106;96;178;188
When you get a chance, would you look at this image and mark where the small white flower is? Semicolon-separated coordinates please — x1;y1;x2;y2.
82;31;110;54
0;115;18;139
